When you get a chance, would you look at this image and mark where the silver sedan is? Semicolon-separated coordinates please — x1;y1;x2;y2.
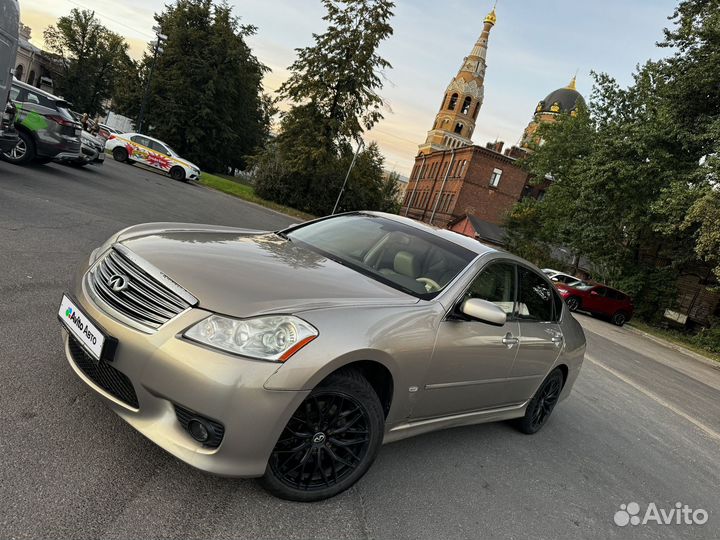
58;212;586;501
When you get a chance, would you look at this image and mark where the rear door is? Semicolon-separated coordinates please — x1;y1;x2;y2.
129;135;151;165
504;265;564;403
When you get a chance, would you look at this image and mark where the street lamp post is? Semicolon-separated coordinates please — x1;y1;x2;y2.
136;26;167;134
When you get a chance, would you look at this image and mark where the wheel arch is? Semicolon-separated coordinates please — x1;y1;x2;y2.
320;360;394;418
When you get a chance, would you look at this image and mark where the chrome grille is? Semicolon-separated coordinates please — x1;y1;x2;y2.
88;244;196;331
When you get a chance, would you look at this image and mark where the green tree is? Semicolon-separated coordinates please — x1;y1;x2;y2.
254;0;397;215
44;9;130;116
139;0;268;172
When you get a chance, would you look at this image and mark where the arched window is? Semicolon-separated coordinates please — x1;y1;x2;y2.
461;96;471;115
27;70;35;85
448;93;458;110
454;122;463;135
14;64;24;81
472;102;480;119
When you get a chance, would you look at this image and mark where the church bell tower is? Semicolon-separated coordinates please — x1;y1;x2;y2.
418;6;497;155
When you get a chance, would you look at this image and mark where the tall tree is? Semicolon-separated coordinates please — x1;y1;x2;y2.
254;0;397;215
141;0;268;172
279;0;394;145
44;9;130;115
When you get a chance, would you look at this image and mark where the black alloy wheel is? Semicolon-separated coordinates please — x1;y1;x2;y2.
516;368;564;434
612;312;627;326
261;370;384;501
170;166;186;181
566;296;580;312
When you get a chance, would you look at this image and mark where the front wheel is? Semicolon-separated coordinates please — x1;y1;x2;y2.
260;369;385;502
170;166;186;181
611;312;627;326
515;368;564;434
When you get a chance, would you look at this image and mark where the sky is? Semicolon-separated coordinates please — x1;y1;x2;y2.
20;0;679;175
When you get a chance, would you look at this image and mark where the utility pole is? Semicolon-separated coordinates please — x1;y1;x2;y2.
136;26;167;134
332;139;365;215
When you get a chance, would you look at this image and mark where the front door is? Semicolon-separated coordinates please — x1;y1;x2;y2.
413;261;520;419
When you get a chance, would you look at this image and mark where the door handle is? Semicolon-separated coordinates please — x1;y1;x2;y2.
502;334;519;347
551;335;564;346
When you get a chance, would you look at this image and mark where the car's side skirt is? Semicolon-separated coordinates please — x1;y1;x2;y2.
382;400;529;444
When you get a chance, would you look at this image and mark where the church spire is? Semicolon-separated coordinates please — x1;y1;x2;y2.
418;5;497;154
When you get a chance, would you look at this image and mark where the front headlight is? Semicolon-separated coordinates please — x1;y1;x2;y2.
185;314;318;362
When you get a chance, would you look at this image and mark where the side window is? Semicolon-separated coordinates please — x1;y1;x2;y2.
551;288;563;321
593;287;608;297
150;140;168;155
464;262;516;315
517;266;553;322
131;135;150;147
10;86;20;101
25;91;40;105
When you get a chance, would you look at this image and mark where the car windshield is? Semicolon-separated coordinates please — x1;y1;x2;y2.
284;214;476;299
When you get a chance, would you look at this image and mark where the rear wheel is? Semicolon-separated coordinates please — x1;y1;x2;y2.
112;146;128;162
2;131;35;164
170;166;186;181
611;311;627;326
515;368;564;434
260;369;385;501
566;296;580;312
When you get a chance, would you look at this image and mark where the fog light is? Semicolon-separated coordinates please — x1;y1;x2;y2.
187;418;210;443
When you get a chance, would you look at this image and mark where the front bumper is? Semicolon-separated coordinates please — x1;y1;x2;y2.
61;273;310;477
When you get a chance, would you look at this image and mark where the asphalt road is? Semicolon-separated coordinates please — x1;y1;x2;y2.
1;159;719;540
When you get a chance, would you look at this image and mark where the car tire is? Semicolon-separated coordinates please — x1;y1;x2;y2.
515;368;564;435
170;166;186;182
2;131;36;165
611;312;627;326
566;296;580;312
260;369;385;502
112;147;128;162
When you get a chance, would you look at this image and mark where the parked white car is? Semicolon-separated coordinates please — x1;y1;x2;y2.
106;132;200;181
542;268;585;287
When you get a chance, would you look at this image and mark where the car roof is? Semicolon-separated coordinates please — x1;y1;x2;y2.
361;211;496;256
12;78;65;102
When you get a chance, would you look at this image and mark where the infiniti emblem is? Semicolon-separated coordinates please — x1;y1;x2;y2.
312;432;326;444
108;274;130;292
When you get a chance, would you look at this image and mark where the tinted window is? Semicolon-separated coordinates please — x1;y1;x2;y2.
607;289;626;301
465;262;516;315
551;288;563;321
285;215;476;299
517;266;554;321
150;140;168;154
593;287;608;297
131;135;150;147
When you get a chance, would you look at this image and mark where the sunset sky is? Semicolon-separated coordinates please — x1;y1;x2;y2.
21;0;678;175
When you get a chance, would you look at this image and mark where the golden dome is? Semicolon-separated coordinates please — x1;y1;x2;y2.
484;7;497;26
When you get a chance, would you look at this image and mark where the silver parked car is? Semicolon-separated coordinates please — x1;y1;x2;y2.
58;212;585;501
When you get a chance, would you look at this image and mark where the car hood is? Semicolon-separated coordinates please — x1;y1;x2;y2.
118;226;418;318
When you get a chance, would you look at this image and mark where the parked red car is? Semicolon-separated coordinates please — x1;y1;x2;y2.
554;283;634;326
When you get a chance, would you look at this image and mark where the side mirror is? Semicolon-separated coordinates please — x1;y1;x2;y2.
460;298;507;326
590;290;599;296
551;277;559;282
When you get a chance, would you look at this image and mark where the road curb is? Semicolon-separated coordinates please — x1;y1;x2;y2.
625;325;719;368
